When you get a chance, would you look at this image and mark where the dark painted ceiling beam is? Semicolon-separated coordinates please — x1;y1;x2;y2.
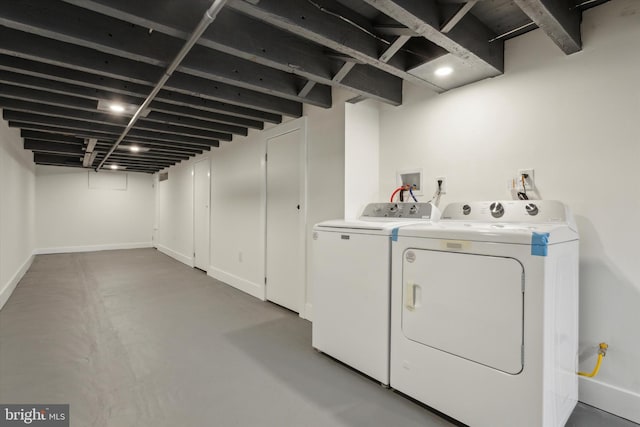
0;2;330;109
21;130;84;145
0;101;233;141
22;134;203;158
0;27;301;116
0;82;248;136
142;112;247;136
35;159;158;173
62;0;403;106
8;117;220;148
0;96;238;140
92;158;174;169
20;127;212;153
513;0;581;54
106;151;190;161
441;0;479;33
100;156;176;167
0;68;269;127
24;140;84;155
105;143;203;156
360;0;504;76
226;0;443;93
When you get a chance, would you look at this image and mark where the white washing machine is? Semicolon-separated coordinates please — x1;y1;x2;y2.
391;200;579;427
311;202;440;385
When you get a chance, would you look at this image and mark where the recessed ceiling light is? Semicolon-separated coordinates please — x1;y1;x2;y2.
435;66;454;77
110;164;119;170
109;104;125;113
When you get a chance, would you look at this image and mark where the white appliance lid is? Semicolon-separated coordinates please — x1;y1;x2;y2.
396;221;578;245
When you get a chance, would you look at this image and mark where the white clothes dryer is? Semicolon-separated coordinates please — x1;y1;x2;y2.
311;202;440;385
391;200;579;427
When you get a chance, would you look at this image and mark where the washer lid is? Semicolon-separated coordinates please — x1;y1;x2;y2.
396;222;578;245
314;219;435;235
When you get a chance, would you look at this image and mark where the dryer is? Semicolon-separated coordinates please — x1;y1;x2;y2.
311;202;440;385
391;200;579;427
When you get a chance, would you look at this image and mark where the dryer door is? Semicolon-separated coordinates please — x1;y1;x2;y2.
402;249;524;374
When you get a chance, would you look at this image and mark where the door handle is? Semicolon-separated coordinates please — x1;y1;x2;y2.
405;282;417;311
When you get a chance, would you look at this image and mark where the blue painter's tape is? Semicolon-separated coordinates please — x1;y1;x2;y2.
391;227;400;242
531;232;550;256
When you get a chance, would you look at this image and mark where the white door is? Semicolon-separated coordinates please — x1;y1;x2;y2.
266;128;304;312
402;249;524;374
193;159;210;271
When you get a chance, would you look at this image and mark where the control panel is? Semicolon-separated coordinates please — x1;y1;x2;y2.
360;203;436;219
441;200;571;223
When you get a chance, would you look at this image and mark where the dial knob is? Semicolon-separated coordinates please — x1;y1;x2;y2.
526;203;539;216
462;204;471;215
490;202;504;218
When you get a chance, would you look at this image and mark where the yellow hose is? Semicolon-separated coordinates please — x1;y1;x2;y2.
578;343;608;378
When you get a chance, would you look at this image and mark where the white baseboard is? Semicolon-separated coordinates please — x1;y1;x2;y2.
34;242;152;255
208;266;265;301
303;303;313;322
156;245;194;267
580;377;640;423
0;253;34;311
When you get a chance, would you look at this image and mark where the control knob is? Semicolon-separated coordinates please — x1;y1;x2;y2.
462;204;471;215
490;202;504;218
526;203;539;216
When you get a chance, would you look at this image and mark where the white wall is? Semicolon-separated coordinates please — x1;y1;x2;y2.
205;88;349;318
0;111;36;310
36;166;154;252
156;158;199;265
376;0;640;421
344;100;380;219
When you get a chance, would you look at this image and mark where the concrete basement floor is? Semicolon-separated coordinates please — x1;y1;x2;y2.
0;249;636;427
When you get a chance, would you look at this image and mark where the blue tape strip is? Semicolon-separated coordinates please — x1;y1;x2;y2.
531;232;550;256
391;227;399;242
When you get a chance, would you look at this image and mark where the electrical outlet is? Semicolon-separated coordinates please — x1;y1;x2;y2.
436;176;447;194
517;169;535;191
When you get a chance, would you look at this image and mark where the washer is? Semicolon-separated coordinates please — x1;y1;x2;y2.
391;200;579;427
311;202;440;385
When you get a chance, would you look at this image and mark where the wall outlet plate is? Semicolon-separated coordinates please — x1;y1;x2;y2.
436;176;447;194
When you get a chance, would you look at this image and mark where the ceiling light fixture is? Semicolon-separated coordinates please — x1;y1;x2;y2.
129;145;140;153
110;164;119;170
109;104;126;113
434;66;454;77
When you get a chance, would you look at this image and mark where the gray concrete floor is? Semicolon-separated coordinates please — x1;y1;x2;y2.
0;249;636;427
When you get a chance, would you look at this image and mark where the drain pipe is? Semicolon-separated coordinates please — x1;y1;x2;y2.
96;0;227;171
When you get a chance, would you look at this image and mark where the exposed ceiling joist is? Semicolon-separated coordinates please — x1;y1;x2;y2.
227;0;442;94
0;103;233;141
0;27;301;117
62;0;403;106
9;117;221;148
0;66;274;127
513;0;582;54
0;1;331;109
360;0;503;77
24;140;84;155
441;0;480;34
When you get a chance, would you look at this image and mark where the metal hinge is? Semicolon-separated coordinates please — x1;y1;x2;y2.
265;153;268;162
264;277;267;284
